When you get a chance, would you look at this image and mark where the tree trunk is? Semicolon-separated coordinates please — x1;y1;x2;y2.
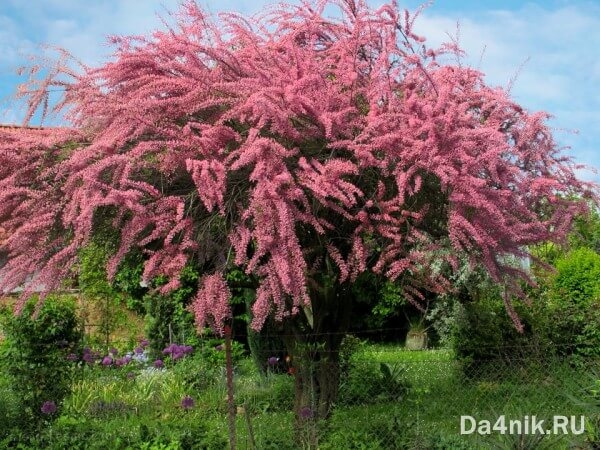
281;276;353;448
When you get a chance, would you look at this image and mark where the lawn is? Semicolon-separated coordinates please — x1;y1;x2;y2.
1;337;598;449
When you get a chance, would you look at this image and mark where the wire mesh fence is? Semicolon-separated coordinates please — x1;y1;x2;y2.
2;309;599;449
222;343;600;449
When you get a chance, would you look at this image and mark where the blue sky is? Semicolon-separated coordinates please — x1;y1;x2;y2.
1;0;598;181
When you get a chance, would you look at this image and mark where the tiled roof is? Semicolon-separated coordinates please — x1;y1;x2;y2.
0;124;48;131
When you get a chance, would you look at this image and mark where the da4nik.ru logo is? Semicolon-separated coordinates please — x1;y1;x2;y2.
460;415;586;436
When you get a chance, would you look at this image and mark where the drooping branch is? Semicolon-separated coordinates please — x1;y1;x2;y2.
0;0;596;332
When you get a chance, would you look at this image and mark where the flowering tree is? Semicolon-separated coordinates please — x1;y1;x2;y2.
0;0;595;427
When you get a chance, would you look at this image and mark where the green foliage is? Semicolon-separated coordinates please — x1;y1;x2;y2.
0;295;81;427
545;247;600;358
452;288;550;378
145;265;200;358
568;370;600;448
339;334;363;379
78;243;128;346
19;415;228;450
568;207;600;253
112;249;148;314
195;334;246;367
169;352;222;393
1;337;590;448
338;357;411;405
553;247;600;305
237;374;294;414
226;267;287;377
247;413;297;450
0;371;23;443
321;409;399;450
369;280;406;326
78;242;113;297
425;295;463;348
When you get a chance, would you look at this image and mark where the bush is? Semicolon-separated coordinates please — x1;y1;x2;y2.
238;374;294;414
338;358;410;405
0;295;82;427
451;287;550;378
17;415;228;450
145;266;200;359
0;371;23;443
545;247;600;358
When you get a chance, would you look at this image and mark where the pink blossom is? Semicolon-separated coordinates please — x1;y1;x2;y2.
0;0;595;334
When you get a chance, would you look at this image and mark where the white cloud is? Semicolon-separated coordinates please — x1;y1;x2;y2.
412;3;600;176
1;0;597;176
0;15;35;67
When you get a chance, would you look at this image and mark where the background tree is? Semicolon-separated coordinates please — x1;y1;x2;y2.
0;0;596;436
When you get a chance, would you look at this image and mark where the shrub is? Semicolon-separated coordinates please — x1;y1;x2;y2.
20;415;228;450
237;374;294;414
0;371;23;443
545;247;600;358
451;287;550;378
0;295;82;427
144;266;200;359
338;357;410;405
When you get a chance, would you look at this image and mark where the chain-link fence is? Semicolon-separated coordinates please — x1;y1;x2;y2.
221;342;600;449
3;306;598;449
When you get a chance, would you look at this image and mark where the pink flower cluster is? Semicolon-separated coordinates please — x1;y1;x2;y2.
0;0;595;334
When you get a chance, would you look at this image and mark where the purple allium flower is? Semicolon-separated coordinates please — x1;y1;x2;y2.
66;353;78;362
183;345;193;354
109;347;118;356
41;400;57;415
162;343;175;355
267;356;279;366
299;406;313;419
154;359;164;369
82;352;94;364
140;339;149;348
134;346;144;355
102;356;113;366
181;395;195;410
123;355;132;364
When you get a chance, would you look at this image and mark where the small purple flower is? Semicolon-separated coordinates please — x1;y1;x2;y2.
102;356;113;366
82;352;94;364
154;359;164;369
41;400;57;415
109;347;118;356
140;339;149;348
115;357;126;367
162;343;175;355
123;355;132;364
66;353;78;362
181;395;195;410
134;346;144;355
267;356;279;366
299;406;313;419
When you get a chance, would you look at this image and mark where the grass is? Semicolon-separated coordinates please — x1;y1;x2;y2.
1;341;598;449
